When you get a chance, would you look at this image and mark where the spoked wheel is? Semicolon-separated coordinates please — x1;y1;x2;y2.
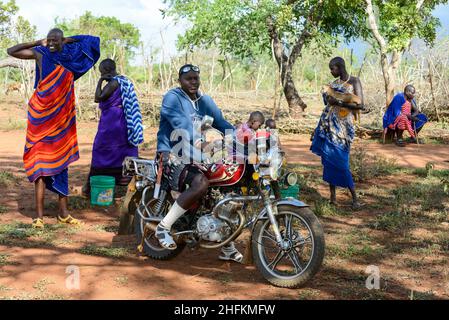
135;192;185;260
252;206;325;288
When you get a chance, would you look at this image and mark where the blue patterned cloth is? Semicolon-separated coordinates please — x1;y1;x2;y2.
311;79;356;188
114;75;144;147
44;168;69;196
33;35;100;88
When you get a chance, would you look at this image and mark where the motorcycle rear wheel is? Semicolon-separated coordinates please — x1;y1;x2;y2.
135;193;186;260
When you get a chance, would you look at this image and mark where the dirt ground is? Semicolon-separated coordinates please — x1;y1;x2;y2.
0;94;449;300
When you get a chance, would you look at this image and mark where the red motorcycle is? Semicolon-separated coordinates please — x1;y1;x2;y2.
120;126;325;288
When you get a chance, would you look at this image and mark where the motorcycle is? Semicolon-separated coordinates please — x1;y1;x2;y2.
120;121;325;288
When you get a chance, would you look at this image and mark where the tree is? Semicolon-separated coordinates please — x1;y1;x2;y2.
162;0;363;117
55;11;141;73
0;0;18;48
363;0;448;107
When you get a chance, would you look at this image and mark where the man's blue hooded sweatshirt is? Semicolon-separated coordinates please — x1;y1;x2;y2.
157;88;234;156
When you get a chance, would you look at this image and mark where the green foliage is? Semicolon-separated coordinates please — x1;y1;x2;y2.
55;11;141;71
350;147;399;182
12;15;37;43
361;0;448;52
0;0;18;40
162;0;363;60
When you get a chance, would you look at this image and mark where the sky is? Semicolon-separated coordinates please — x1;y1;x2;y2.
13;0;449;64
15;0;185;61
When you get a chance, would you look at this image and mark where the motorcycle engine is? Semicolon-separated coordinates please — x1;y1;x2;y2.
196;214;231;242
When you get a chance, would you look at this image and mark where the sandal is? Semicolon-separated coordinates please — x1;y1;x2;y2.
351;202;363;210
155;224;177;250
395;139;406;147
219;243;243;263
32;218;45;229
57;215;84;226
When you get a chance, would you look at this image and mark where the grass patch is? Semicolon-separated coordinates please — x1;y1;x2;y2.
79;244;129;259
313;199;350;217
0;205;7;214
369;211;414;233
89;224;118;233
0;285;12;292
68;196;90;210
409;290;438;300
350;147;400;182
0;222;62;246
217;274;233;285
393;177;447;213
297;289;320;300
33;278;55;293
0;292;65;300
411;243;442;256
411;167;449;179
326;243;383;260
0;222;40;240
0;254;13;266
63;225;83;236
0;171;18;188
0;118;27;131
436;233;449;252
114;275;129;286
44;196;89;211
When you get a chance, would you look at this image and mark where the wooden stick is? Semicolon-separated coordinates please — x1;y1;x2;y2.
414;121;420;146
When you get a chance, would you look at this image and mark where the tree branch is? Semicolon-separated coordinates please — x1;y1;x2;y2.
288;0;324;67
416;0;425;10
267;15;288;67
365;0;387;54
0;57;21;69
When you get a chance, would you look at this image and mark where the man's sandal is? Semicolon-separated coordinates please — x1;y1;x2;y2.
57;215;83;226
395;139;406;147
32;218;45;229
155;225;177;250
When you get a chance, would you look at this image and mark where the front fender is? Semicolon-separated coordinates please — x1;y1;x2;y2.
273;198;309;209
252;198;309;227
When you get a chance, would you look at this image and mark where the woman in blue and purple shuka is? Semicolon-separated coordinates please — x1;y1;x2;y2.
83;59;144;195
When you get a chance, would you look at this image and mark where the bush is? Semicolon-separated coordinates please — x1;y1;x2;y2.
369;211;414;232
0;171;17;187
350;147;399;182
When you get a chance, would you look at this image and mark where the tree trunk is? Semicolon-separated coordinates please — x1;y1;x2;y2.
267;15;308;118
383;50;402;107
282;65;307;117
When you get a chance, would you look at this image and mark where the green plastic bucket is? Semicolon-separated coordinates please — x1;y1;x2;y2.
90;176;115;206
280;184;300;199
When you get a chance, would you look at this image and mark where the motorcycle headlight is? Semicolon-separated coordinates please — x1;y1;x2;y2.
285;172;298;186
269;151;283;180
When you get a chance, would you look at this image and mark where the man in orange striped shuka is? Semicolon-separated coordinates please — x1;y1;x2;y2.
7;28;100;228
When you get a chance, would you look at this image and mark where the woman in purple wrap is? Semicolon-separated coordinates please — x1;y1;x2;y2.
83;59;141;196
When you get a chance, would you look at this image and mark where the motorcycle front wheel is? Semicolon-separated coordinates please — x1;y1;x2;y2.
252;205;325;288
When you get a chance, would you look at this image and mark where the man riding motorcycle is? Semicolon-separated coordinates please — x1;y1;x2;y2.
155;64;243;262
